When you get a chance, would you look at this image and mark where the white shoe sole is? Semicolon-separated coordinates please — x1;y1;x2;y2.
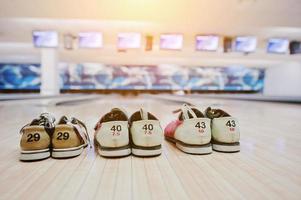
52;145;84;158
20;148;50;161
176;143;212;154
212;143;240;152
132;148;162;157
98;148;131;157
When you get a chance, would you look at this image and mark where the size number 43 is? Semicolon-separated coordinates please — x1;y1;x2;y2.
226;120;236;127
195;122;206;129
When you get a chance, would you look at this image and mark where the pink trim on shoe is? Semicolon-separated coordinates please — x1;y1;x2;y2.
164;120;182;138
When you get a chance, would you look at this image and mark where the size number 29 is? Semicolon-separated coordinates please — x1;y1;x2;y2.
57;132;70;140
26;133;40;142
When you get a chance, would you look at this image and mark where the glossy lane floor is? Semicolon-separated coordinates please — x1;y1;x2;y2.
0;94;300;200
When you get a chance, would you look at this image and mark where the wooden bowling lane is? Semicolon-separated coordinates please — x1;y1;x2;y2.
0;94;300;200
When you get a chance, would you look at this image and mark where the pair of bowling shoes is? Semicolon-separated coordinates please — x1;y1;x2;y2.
19;113;90;161
94;108;164;157
164;104;240;154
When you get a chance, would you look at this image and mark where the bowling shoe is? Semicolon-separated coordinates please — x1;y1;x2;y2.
164;104;212;154
205;107;240;152
52;116;90;158
94;108;131;157
19;113;55;161
129;109;163;157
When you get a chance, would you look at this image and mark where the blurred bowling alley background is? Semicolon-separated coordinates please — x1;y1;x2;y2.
0;0;300;100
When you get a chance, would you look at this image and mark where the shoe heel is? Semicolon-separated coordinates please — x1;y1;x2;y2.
175;142;212;155
20;148;50;161
97;148;131;158
52;145;84;158
212;143;240;152
132;147;162;157
131;144;162;157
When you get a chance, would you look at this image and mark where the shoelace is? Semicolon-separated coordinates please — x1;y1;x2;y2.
172;102;195;114
39;113;55;128
140;108;149;120
70;117;92;148
173;103;197;120
19;113;55;134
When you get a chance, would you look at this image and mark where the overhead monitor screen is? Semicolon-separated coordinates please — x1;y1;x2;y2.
33;31;58;48
267;38;289;54
160;34;183;50
196;35;219;51
235;36;257;53
78;32;103;48
117;33;141;49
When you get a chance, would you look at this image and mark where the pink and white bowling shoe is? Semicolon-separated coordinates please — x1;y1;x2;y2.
164;104;212;154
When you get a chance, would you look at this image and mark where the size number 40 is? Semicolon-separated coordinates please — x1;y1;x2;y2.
142;124;154;131
142;124;154;135
111;125;122;136
111;125;122;132
226;120;236;127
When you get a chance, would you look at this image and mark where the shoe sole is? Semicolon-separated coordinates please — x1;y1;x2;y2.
20;148;50;161
212;143;240;152
98;148;131;157
132;148;162;157
95;139;131;158
52;145;86;158
175;142;212;154
130;142;162;157
165;136;212;155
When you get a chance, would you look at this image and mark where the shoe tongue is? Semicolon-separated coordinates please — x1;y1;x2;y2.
205;107;230;119
58;116;69;124
30;113;55;126
30;119;40;126
40;113;55;122
100;108;128;123
111;108;128;118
